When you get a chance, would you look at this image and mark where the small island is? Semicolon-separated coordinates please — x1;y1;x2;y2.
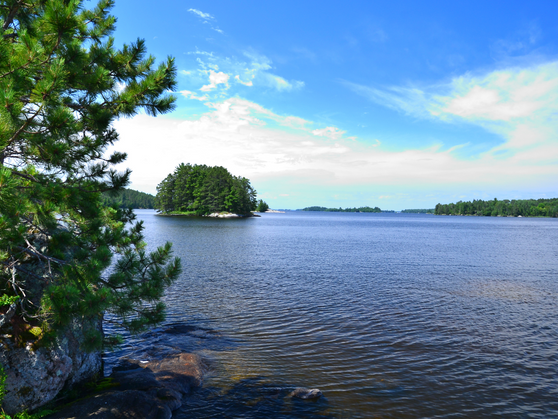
401;209;435;214
155;163;267;216
301;206;394;213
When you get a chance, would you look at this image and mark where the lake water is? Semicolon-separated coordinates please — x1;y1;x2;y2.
104;210;558;418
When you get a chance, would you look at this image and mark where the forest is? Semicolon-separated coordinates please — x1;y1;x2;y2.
155;163;257;215
101;188;156;209
435;198;558;217
302;206;385;213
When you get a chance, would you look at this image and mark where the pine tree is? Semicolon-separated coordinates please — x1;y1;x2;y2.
0;0;181;350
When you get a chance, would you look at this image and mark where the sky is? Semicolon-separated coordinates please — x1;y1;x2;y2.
106;0;558;210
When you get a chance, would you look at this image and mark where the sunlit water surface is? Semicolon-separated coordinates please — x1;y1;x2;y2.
104;211;558;418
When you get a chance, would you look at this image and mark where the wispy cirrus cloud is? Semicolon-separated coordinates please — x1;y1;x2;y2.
184;51;304;96
188;9;214;21
345;61;558;159
188;8;223;34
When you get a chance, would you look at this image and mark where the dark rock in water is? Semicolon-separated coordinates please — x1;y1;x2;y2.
143;353;204;395
111;368;160;392
289;387;323;400
44;353;205;419
45;389;172;419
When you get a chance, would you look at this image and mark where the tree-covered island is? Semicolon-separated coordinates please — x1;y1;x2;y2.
301;206;394;213
155;163;258;216
401;209;435;214
435;198;558;217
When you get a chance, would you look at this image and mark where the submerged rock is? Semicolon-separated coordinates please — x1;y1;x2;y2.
289;387;323;400
44;353;206;419
46;389;173;419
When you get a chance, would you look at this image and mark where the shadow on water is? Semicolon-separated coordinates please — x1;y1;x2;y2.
176;376;333;419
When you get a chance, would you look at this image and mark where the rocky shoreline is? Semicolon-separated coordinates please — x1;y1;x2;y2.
45;353;206;419
155;209;285;218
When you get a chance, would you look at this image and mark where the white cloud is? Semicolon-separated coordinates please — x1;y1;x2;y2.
235;75;253;86
200;70;230;91
187;9;223;34
435;63;558;122
344;81;431;117
312;127;346;140
187;51;215;57
111;97;558;200
188;9;214;20
180;90;209;101
262;74;304;91
346;61;558;159
434;62;558;155
189;51;304;92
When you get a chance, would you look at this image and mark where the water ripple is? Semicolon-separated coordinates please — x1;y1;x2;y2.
103;211;558;418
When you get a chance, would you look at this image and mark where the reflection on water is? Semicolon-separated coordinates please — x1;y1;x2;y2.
104;211;558;418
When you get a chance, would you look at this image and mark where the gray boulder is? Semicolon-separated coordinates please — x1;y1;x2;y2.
0;317;102;416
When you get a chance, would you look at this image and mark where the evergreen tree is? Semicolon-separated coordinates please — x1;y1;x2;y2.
256;200;269;212
0;0;181;349
101;188;156;209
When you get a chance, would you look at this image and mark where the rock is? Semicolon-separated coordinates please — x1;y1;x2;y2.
205;212;254;218
289;387;323;400
44;390;173;419
0;317;102;416
0;304;16;328
43;352;205;418
111;368;160;392
142;353;204;395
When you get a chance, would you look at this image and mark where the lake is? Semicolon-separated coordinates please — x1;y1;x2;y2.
104;210;558;418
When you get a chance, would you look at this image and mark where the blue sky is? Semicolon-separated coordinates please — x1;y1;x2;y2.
108;0;558;210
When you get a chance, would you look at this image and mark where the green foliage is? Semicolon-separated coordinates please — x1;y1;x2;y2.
0;410;56;419
302;206;384;213
0;295;19;307
85;377;119;392
0;364;6;406
101;188;156;209
256;200;269;212
155;163;257;215
0;0;181;350
434;198;558;217
401;209;435;214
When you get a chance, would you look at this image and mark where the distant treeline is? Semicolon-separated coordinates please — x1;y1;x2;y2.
302;206;387;213
102;188;155;209
435;198;558;217
401;209;435;214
